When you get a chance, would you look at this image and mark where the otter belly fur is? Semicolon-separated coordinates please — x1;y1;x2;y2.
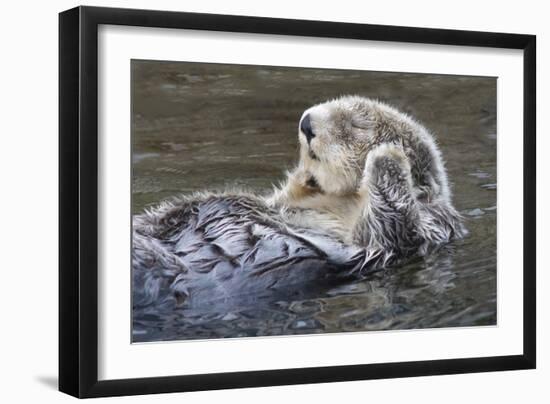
133;96;466;308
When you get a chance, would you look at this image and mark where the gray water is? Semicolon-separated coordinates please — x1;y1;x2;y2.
132;60;497;342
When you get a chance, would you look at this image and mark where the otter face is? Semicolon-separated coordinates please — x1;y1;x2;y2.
298;97;373;195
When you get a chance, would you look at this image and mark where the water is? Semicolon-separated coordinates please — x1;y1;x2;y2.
132;60;497;342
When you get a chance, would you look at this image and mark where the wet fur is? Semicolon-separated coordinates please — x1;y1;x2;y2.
133;96;466;307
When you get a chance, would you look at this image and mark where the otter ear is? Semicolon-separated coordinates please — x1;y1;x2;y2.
351;117;374;140
351;114;373;129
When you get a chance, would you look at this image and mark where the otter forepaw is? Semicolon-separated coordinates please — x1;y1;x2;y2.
361;144;412;192
353;143;420;257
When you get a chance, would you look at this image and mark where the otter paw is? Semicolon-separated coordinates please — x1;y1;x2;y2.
362;143;412;187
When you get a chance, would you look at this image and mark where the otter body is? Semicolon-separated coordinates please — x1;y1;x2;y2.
133;96;465;307
133;192;364;308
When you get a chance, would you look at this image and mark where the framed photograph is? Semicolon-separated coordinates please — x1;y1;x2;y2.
59;6;536;398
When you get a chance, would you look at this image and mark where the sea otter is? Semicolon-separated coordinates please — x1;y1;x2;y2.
132;96;465;308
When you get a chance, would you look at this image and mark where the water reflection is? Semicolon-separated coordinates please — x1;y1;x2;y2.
132;61;497;342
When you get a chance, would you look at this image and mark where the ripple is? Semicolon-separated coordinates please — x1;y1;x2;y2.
464;208;485;217
133;152;160;163
468;171;491;179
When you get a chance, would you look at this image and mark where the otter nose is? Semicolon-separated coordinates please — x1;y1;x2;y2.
300;114;315;144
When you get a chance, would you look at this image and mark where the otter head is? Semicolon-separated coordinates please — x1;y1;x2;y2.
298;97;375;195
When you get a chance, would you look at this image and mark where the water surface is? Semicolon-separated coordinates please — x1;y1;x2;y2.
132;60;497;342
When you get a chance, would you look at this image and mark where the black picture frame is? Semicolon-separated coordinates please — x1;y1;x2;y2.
59;5;536;398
